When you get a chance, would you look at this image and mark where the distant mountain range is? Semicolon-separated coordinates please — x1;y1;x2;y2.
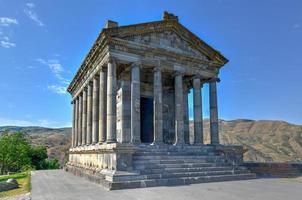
1;119;302;165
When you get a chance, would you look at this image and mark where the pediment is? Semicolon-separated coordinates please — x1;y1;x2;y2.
120;30;210;61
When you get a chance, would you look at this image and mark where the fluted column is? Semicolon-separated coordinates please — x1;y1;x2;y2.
74;99;78;147
153;67;163;144
92;76;99;144
183;86;190;144
81;88;87;145
209;78;219;145
174;72;184;145
78;94;82;146
106;58;117;143
99;69;107;143
193;77;203;144
87;82;93;144
130;62;141;144
71;101;75;147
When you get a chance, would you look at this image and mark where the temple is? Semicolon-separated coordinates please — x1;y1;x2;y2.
65;12;255;190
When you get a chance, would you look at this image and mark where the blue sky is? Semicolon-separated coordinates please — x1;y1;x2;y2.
0;0;301;127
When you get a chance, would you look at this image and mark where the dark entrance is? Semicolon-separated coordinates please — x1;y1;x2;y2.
140;97;154;143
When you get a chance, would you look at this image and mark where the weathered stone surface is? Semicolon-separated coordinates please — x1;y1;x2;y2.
106;59;117;143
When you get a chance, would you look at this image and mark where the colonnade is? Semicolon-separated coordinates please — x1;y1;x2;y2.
71;59;220;147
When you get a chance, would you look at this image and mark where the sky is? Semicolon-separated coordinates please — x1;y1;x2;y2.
0;0;301;127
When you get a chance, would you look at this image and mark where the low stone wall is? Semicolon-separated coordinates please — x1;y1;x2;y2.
244;162;302;177
214;145;245;165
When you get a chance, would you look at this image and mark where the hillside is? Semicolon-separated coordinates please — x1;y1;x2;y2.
1;119;302;165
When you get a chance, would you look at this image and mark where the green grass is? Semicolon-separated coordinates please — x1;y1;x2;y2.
0;171;28;182
0;171;31;198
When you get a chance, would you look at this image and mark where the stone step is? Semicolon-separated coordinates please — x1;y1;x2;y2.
139;166;247;175
110;169;250;182
133;155;223;160
133;152;217;156
133;162;230;170
109;173;256;190
133;158;226;165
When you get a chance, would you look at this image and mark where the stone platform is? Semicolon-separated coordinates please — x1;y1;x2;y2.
65;144;256;190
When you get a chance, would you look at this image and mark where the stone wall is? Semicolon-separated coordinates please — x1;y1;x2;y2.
244;162;302;177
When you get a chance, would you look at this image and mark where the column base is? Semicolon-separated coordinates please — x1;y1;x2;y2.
105;140;117;144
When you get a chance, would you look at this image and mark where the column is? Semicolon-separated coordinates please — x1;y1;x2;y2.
87;82;93;144
99;69;107;143
81;88;87;145
174;72;184;145
106;58;117;143
209;78;219;145
130;62;141;144
92;76;99;144
193;77;203;144
71;101;75;147
74;98;78;147
153;67;163;144
77;94;82;146
183;86;190;144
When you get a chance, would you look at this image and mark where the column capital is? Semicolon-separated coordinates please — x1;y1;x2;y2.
173;70;184;77
107;56;116;65
192;75;202;80
100;66;107;72
131;60;142;69
210;77;220;83
153;66;162;72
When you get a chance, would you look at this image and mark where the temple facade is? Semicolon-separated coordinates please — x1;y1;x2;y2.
66;12;255;190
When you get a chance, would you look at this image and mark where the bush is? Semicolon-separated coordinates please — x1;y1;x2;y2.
44;158;60;169
30;146;48;170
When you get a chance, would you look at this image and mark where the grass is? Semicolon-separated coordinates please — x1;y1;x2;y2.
0;171;31;198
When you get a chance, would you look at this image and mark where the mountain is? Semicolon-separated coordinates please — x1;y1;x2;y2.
0;126;71;165
1;119;302;165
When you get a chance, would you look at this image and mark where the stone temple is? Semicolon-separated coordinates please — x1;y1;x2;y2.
66;12;255;190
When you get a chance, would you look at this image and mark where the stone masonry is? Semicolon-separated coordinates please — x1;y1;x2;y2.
65;12;255;190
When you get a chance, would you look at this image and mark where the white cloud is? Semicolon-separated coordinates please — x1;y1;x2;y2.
0;34;16;48
26;2;35;8
0;117;69;128
49;62;63;74
293;24;301;29
0;40;16;48
37;58;69;95
27;65;36;69
37;58;63;73
0;17;18;26
47;85;67;94
24;2;44;26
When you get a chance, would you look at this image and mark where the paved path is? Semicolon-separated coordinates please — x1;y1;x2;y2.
31;170;302;200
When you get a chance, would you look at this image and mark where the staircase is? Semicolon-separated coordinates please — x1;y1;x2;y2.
108;145;256;190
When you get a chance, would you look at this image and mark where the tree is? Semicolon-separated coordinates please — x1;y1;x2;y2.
0;132;61;175
29;146;48;170
0;132;32;174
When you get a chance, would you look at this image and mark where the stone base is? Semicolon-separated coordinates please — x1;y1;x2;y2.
66;144;256;190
